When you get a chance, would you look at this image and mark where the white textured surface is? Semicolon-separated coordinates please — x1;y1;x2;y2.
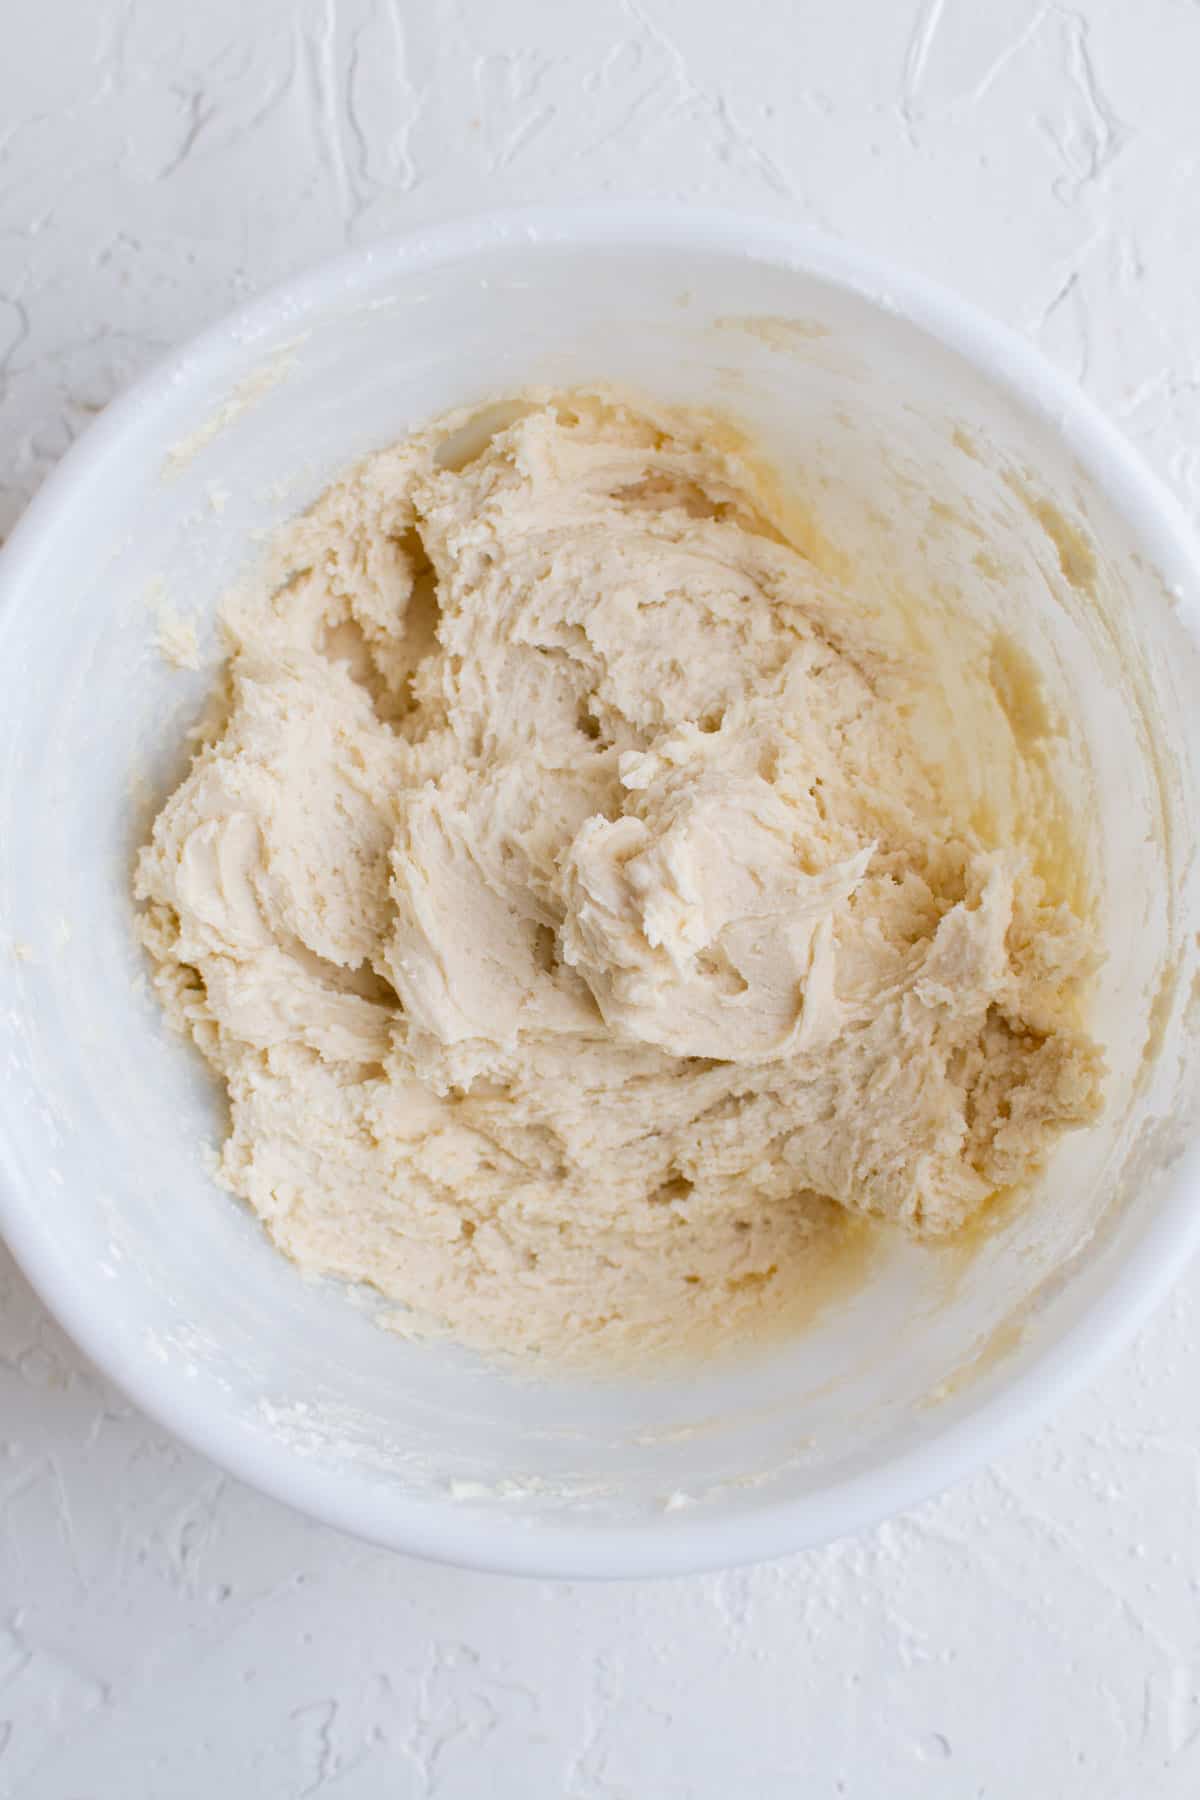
3;1;1200;1793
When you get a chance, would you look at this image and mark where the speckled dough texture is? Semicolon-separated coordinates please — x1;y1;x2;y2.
136;393;1103;1359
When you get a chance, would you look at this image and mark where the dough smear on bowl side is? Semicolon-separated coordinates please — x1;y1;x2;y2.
135;391;1104;1362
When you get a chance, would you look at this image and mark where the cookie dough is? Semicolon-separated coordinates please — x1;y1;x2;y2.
136;394;1104;1360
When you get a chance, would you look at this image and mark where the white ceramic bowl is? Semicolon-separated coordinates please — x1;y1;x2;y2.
2;209;1200;1579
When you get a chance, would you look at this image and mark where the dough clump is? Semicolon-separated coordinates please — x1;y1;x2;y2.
137;394;1103;1359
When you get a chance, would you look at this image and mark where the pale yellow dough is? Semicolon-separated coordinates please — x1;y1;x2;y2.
136;394;1103;1360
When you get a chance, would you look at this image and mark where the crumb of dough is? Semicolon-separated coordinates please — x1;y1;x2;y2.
135;393;1104;1362
155;605;202;672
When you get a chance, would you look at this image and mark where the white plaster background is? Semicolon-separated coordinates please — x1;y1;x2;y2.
3;1;1200;1794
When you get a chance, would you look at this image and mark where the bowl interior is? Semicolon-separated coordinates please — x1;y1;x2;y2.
2;217;1200;1573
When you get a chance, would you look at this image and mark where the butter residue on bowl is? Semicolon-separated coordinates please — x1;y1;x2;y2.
134;391;1104;1364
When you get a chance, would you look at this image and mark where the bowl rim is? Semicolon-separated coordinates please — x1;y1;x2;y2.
2;202;1200;1580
